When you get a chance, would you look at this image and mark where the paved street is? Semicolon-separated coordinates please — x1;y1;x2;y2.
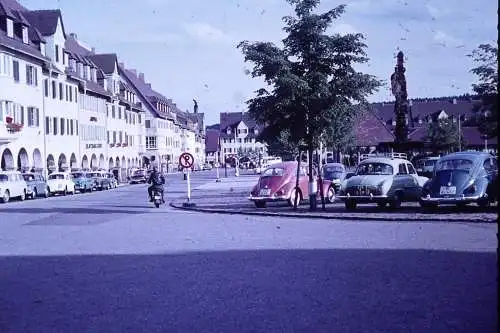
0;170;497;333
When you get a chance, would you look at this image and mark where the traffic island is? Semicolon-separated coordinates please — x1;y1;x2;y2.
182;202;197;208
169;195;498;223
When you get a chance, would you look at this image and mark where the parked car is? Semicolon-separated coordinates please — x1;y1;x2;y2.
104;172;118;188
0;171;28;203
419;151;498;208
71;171;95;193
415;156;440;177
321;163;347;198
88;171;113;190
22;172;48;198
130;169;147;184
47;172;75;196
337;154;429;210
248;161;334;208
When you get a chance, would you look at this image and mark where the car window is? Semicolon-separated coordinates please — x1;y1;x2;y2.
436;159;474;172
48;174;65;180
0;174;7;182
356;163;393;175
406;164;417;175
398;164;408;175
262;167;285;177
22;174;35;181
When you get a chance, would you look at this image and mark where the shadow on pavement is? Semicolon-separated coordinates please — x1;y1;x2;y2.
0;249;496;333
0;207;145;215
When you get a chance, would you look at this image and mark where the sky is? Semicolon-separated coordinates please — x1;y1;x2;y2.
20;0;497;126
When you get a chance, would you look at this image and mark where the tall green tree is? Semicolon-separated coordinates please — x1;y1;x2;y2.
426;118;465;154
238;0;380;210
469;43;498;138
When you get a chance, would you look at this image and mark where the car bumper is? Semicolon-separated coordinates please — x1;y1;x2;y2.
248;195;288;202
337;194;389;203
420;195;484;204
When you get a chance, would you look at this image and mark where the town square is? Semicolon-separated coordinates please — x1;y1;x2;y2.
0;0;497;332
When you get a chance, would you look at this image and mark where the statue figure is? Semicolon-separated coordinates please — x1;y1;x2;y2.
193;99;198;113
391;51;409;151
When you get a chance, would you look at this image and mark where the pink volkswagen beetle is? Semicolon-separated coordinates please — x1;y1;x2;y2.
248;161;334;208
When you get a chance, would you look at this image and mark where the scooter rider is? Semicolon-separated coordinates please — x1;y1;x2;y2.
147;166;165;202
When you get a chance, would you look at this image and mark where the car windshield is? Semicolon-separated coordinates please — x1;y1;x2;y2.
323;166;344;179
356;162;393;175
49;174;65;180
262;167;285;177
22;174;35;181
89;173;101;177
72;173;86;178
435;159;474;172
0;175;8;182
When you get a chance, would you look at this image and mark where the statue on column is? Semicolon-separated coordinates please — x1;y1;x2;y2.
193;99;198;113
390;51;409;152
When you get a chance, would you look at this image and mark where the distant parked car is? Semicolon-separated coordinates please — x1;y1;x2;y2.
420;151;498;208
47;172;75;196
248;161;334;208
88;171;112;190
104;172;118;188
22;172;48;198
321;163;347;199
337;154;428;210
0;171;28;203
415;156;440;177
130;169;147;184
71;171;95;193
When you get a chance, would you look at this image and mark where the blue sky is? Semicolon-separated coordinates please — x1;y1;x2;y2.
20;0;497;125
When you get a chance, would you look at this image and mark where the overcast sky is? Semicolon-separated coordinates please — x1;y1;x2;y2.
21;0;497;125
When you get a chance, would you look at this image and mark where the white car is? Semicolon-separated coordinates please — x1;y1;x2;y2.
0;171;28;203
47;172;75;196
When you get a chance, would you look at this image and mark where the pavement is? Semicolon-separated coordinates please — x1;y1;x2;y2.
0;169;497;333
172;174;498;223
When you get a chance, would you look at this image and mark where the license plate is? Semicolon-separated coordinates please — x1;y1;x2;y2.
154;195;161;200
259;189;271;196
440;186;456;195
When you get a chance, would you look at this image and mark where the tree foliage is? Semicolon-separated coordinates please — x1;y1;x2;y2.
469;43;498;138
426;118;465;154
237;0;380;155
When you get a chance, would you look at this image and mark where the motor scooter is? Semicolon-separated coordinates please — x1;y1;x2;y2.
152;188;164;208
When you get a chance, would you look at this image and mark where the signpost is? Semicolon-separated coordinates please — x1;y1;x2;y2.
179;152;195;207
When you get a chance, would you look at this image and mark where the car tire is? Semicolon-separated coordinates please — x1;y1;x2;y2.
254;200;266;208
1;190;10;203
326;186;335;203
63;187;67;196
32;188;38;199
20;190;26;201
345;200;357;211
46;187;50;197
389;192;402;209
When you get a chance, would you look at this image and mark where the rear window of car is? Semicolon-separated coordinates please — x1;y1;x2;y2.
262;168;285;177
436;159;474;171
49;174;65;180
89;173;101;177
356;163;393;175
72;173;85;178
0;174;8;182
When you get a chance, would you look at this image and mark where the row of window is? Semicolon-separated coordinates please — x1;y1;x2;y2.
80;124;106;142
107;130;135;147
3;18;30;45
0;101;40;126
0;53;38;87
45;116;78;136
79;94;106;113
145;119;181;132
145;136;181;150
222;138;256;144
107;104;142;125
43;79;78;103
224;147;265;153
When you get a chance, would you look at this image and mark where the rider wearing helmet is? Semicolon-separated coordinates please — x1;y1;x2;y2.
147;166;165;202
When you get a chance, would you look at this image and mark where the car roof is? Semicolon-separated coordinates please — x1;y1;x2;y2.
360;157;409;166
439;151;492;161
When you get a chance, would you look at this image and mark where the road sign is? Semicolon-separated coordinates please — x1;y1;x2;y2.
179;152;194;169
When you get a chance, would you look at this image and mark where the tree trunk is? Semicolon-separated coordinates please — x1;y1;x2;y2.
308;137;317;211
294;151;301;211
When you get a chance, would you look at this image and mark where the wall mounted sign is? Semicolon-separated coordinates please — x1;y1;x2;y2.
86;143;102;149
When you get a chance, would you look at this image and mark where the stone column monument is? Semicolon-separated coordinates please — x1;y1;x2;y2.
390;51;409;152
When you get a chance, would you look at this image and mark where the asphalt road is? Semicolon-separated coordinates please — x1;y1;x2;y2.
0;170;497;333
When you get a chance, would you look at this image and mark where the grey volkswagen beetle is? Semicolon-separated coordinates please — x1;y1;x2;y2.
419;151;498;208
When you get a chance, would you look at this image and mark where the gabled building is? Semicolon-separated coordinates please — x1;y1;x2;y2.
219;112;266;163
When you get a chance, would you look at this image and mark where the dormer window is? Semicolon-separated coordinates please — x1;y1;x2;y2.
40;43;46;56
22;27;29;44
77;62;83;75
6;19;14;38
83;65;88;79
254;128;258;135
69;58;76;71
91;68;96;81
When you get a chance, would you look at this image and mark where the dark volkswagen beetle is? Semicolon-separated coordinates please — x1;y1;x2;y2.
419;151;498;208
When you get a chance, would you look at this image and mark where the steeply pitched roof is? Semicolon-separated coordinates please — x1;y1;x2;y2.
408;126;497;146
354;109;394;146
219;112;261;139
0;0;16;18
65;34;93;56
22;9;64;37
87;54;118;74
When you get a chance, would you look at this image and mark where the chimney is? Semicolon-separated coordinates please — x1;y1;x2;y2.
119;62;124;68
130;69;137;76
91;47;96;54
147;83;152;89
70;33;77;40
139;73;145;82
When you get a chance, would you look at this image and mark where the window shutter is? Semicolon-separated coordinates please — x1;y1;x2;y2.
36;108;40;126
20;106;24;125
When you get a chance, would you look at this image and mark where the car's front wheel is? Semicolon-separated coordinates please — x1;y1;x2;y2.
326;186;335;203
20;190;26;201
1;190;10;203
288;188;301;207
389;192;402;209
